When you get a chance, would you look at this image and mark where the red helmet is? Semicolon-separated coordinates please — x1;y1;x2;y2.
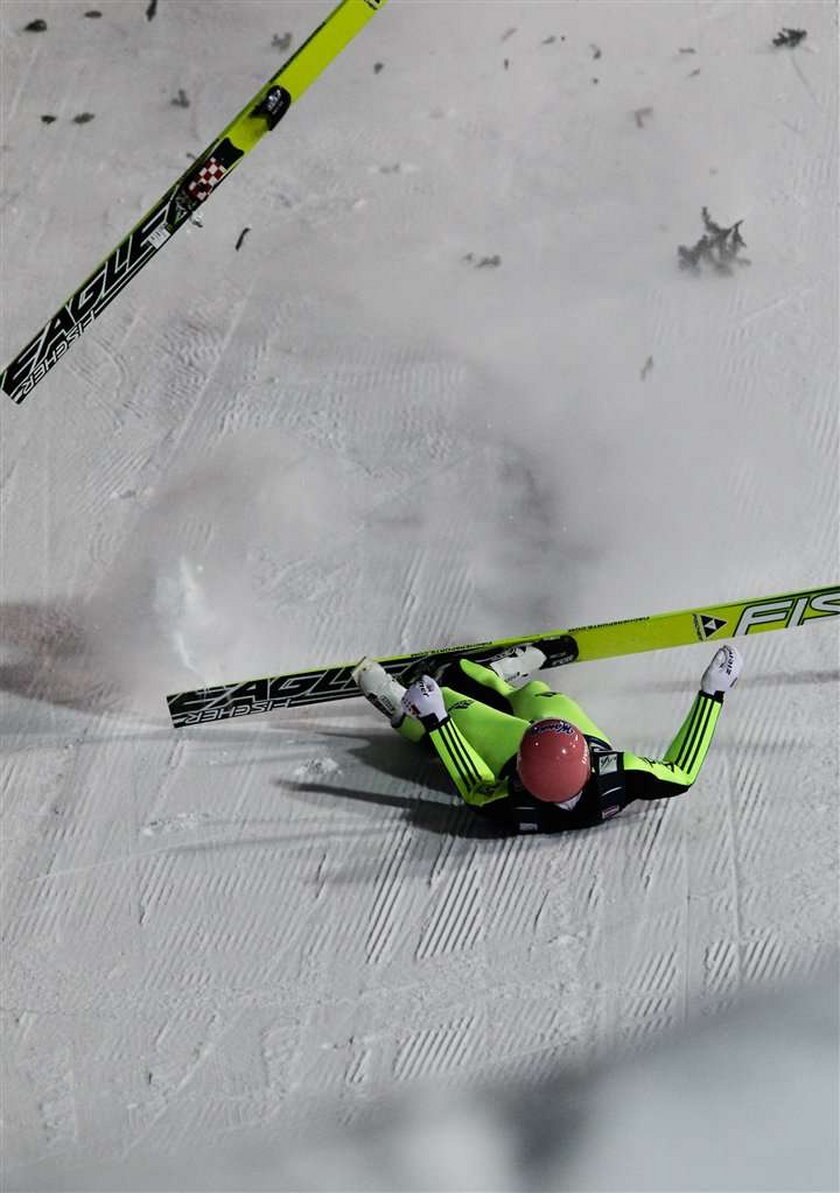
517;718;591;803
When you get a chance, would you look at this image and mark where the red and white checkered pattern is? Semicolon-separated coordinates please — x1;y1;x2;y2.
186;157;227;203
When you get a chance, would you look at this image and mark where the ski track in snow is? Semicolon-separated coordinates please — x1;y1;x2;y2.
1;0;838;1184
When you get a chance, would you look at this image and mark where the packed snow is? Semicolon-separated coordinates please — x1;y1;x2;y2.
1;1;837;1189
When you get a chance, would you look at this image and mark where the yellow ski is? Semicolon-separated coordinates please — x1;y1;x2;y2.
167;583;840;727
2;0;388;406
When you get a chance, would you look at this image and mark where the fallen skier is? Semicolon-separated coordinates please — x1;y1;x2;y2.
352;643;742;835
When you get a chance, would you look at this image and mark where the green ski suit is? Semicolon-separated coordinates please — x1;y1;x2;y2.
396;658;724;835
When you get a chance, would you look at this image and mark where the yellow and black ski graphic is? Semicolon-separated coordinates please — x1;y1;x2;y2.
2;0;389;406
166;582;840;727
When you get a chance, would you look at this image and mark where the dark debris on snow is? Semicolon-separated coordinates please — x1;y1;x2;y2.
678;207;750;275
463;253;502;270
773;28;806;48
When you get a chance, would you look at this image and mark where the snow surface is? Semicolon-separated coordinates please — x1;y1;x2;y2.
1;0;838;1189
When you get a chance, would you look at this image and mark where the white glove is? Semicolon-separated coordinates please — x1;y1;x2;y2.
402;675;447;726
701;644;743;697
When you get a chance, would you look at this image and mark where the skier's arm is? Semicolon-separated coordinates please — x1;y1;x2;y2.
402;677;508;806
428;719;509;805
622;690;722;799
622;645;742;801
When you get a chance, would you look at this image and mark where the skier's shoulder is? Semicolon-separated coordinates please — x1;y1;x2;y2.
584;739;627;820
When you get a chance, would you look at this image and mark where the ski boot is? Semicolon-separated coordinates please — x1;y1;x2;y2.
352;657;407;725
486;634;579;680
488;644;547;683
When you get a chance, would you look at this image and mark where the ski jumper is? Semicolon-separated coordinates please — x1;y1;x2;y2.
396;658;723;834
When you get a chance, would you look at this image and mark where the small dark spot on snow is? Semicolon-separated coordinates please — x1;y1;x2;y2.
501;27;517;42
272;32;292;52
679;46;697;54
591;44;602;60
463;252;502;269
773;28;806;48
171;88;190;108
24;18;47;32
145;0;158;21
373;61;384;74
235;227;251;251
688;68;701;77
84;9;102;17
73;112;95;124
40;114;57;124
542;35;556;46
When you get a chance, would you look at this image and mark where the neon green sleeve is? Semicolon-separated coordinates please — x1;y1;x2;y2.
623;690;723;797
427;717;509;806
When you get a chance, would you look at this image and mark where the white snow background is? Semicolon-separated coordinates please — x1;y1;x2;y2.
0;1;838;1189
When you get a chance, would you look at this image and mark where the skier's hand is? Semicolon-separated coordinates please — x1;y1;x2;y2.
701;644;743;697
402;675;448;728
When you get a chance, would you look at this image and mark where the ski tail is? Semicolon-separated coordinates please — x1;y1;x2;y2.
165;583;840;728
1;0;388;406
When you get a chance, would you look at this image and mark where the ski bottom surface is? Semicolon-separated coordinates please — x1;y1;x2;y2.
166;583;840;727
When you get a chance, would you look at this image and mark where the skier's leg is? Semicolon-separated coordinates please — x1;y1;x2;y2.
508;681;614;745
457;658;613;743
408;647;545;713
440;687;529;775
438;659;512;713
